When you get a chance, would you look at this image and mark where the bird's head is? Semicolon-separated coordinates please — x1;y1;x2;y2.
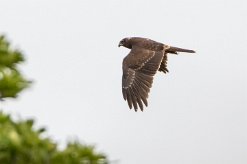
118;37;132;49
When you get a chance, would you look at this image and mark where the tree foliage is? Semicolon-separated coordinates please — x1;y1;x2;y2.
0;35;30;99
0;111;108;164
0;35;109;163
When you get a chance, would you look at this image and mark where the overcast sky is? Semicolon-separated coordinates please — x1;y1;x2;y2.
1;0;247;163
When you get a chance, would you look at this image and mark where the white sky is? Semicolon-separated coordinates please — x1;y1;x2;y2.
1;0;247;163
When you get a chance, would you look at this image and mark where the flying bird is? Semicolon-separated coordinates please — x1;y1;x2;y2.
118;37;195;111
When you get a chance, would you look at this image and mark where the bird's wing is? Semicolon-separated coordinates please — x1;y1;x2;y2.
122;46;164;111
158;53;169;74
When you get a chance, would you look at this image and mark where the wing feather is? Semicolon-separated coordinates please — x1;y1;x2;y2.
131;81;144;111
159;53;169;74
129;88;138;110
126;89;133;109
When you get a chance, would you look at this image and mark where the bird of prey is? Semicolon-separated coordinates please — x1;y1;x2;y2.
118;37;195;111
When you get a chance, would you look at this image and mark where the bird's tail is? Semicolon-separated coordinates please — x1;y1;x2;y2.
166;46;195;54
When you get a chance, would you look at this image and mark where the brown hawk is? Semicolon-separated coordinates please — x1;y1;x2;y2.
118;37;195;111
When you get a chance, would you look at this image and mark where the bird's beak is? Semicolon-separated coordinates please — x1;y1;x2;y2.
118;43;123;47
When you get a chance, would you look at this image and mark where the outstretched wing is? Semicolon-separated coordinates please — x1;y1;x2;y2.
122;46;164;111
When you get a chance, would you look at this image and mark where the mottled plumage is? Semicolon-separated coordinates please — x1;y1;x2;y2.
119;37;195;111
